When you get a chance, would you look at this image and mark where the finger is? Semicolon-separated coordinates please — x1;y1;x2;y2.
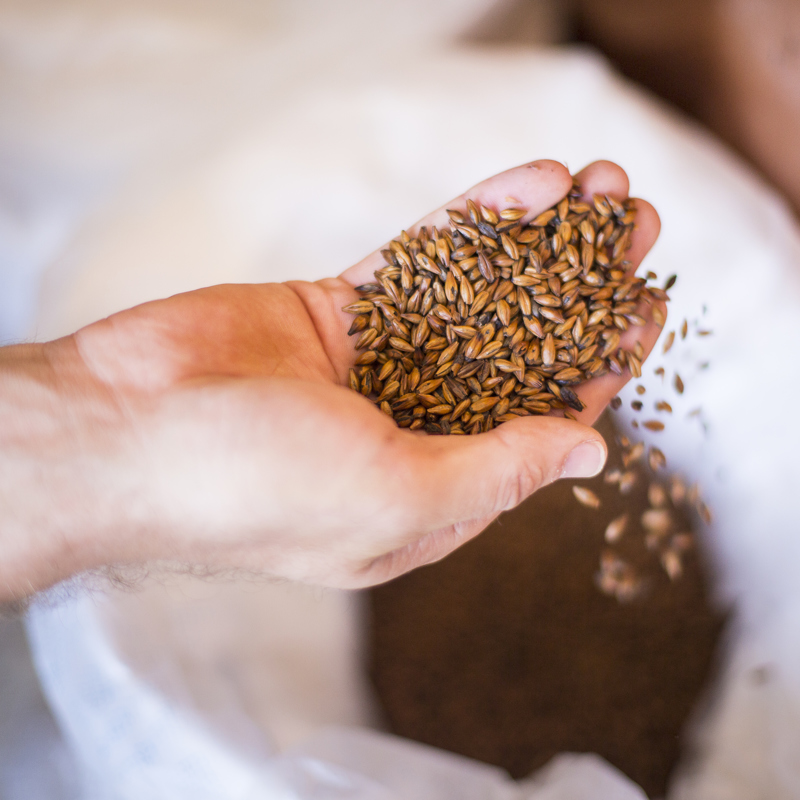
563;163;664;423
339;159;573;288
624;198;662;271
348;414;607;585
572;161;661;271
572;159;630;204
401;414;606;536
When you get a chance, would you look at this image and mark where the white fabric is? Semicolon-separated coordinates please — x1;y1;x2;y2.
4;0;800;797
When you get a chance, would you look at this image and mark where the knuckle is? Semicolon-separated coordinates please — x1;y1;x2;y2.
496;459;544;512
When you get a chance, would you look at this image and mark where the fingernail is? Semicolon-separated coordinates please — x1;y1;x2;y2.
561;441;606;479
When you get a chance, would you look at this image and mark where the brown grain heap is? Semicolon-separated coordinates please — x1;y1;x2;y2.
343;180;667;435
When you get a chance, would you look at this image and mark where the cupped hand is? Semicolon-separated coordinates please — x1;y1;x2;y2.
66;159;661;589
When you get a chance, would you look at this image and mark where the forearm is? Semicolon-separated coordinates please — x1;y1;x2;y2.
0;339;136;602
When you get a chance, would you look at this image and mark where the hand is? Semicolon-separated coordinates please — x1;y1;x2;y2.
0;160;661;600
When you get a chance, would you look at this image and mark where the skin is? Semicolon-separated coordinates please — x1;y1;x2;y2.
0;160;662;603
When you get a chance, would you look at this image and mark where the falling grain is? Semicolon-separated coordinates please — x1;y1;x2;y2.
573;486;601;509
605;514;629;543
669;475;687;505
642;508;673;534
643;420;665;432
648;447;667;471
648;483;668;508
661;549;683;581
697;499;713;525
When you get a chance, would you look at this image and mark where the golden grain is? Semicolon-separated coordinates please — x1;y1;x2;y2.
605;514;629;543
344;179;666;441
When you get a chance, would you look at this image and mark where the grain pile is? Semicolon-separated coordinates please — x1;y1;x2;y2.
343;180;667;435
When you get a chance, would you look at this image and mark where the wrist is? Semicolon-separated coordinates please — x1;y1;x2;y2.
0;337;139;601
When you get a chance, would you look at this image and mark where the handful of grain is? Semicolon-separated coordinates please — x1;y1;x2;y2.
343;179;667;435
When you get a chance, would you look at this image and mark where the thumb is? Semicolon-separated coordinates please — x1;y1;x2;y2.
404;415;607;532
355;416;607;586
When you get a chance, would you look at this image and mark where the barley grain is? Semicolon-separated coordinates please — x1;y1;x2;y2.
344;179;663;438
573;486;601;508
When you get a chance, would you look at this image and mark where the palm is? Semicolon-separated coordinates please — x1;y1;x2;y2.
75;282;343;390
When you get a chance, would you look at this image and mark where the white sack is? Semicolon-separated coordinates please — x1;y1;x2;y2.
3;0;799;797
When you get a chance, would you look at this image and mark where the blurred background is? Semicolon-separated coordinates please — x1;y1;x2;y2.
2;1;799;798
3;0;800;341
477;0;800;215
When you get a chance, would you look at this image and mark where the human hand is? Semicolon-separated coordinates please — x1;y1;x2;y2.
0;160;661;600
